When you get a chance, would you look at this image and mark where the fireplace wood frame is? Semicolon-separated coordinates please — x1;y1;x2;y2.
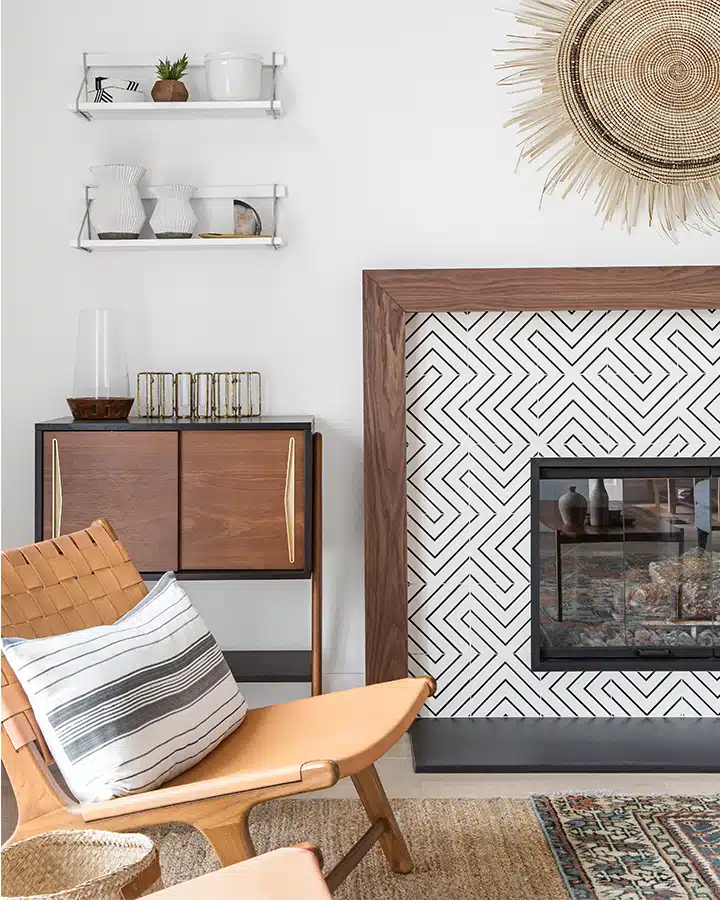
363;266;720;684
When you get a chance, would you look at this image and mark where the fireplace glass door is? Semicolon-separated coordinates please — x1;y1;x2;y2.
533;461;719;669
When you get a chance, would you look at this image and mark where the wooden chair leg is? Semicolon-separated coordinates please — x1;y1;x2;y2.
351;764;413;874
198;814;256;867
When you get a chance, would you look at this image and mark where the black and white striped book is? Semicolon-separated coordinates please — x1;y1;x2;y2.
2;572;247;803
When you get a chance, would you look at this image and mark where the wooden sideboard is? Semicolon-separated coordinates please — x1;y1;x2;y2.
35;416;322;692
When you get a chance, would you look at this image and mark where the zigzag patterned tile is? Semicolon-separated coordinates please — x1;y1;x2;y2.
406;310;720;718
407;313;470;585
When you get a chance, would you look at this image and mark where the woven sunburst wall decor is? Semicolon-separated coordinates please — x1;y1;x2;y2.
499;0;720;236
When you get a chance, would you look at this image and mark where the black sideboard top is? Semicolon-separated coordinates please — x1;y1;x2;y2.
36;416;315;432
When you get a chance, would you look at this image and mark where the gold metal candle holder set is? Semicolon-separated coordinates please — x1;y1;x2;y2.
137;372;262;418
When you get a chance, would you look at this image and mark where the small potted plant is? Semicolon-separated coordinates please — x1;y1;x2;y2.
152;54;189;102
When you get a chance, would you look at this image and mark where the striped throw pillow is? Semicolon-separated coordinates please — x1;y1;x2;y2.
2;572;247;803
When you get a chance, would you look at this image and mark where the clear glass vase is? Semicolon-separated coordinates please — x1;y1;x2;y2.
68;308;134;419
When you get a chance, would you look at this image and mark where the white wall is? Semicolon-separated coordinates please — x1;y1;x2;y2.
2;0;718;695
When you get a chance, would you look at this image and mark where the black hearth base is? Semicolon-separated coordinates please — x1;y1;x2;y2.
410;717;720;773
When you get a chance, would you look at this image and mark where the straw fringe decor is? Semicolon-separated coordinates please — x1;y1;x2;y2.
499;0;720;237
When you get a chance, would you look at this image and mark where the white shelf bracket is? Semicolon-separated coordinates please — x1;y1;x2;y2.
73;53;93;121
75;186;93;251
269;51;279;119
271;183;280;249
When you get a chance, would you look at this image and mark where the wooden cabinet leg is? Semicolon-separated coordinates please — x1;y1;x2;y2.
198;815;256;867
311;432;323;696
351;764;413;874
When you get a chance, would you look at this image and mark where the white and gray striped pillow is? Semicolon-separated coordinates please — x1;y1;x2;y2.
2;572;247;804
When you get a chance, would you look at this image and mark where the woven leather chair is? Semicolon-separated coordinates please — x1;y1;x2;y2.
1;520;434;890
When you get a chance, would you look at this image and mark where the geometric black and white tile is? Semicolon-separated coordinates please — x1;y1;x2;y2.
407;310;720;717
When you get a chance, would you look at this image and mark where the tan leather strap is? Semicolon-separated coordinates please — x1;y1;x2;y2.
121;856;162;899
1;680;32;721
2;680;38;752
1;680;53;762
3;711;38;751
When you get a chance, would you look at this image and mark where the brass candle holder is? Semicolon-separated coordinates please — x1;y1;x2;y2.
137;372;262;418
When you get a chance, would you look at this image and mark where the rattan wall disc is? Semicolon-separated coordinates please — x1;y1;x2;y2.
500;0;720;236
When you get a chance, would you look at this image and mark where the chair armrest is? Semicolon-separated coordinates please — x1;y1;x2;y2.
80;760;340;823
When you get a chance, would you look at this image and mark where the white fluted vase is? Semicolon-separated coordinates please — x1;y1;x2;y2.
150;184;197;239
90;165;146;239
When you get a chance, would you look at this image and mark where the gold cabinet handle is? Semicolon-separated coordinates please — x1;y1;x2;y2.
284;437;296;564
51;438;63;539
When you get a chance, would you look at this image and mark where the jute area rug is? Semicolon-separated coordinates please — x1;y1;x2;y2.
145;795;720;899
144;798;569;899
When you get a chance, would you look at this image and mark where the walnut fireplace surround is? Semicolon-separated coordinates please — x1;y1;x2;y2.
363;266;720;772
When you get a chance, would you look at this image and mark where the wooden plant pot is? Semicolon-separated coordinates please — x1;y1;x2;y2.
151;80;188;102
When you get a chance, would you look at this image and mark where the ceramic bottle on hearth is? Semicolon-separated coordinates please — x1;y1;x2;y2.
557;486;587;529
589;478;610;528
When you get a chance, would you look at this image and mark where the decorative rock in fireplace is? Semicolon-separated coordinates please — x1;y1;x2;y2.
532;459;719;671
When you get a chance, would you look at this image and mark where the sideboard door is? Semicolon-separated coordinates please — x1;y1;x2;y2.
180;430;307;571
42;431;179;572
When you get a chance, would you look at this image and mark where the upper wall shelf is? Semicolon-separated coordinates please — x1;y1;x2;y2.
72;100;282;119
71;52;285;121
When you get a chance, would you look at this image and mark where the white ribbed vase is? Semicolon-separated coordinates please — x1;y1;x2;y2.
90;165;146;239
150;184;197;238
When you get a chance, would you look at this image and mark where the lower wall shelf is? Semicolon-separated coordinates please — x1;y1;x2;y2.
73;237;284;251
73;184;287;252
224;650;312;683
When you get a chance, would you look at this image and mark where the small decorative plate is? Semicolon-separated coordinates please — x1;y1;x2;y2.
233;199;262;235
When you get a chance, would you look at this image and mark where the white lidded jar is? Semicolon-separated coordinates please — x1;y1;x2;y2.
204;51;263;101
90;164;146;239
150;184;198;238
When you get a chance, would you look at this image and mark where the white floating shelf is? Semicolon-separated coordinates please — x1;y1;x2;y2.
74;184;286;251
86;184;287;201
72;52;285;120
83;53;284;68
73;237;284;250
70;100;282;119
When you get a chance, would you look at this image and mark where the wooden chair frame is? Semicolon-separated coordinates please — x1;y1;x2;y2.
1;519;434;892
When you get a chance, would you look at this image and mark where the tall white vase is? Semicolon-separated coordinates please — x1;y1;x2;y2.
90;165;146;239
150;184;197;238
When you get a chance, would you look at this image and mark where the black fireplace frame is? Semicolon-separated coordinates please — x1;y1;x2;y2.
531;458;720;672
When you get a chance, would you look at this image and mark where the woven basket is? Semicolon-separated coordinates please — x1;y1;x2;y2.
1;831;162;900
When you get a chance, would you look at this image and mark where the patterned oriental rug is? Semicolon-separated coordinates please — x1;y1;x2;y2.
534;794;720;899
